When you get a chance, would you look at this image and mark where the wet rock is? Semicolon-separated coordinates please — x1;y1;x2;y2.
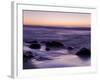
45;47;50;51
23;51;33;62
76;48;90;59
29;43;41;49
45;41;64;48
23;51;33;58
67;46;74;50
23;59;37;69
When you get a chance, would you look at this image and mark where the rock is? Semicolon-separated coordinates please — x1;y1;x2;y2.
76;48;90;59
45;41;64;48
23;58;37;69
23;51;33;58
29;43;41;49
23;51;33;62
67;46;74;50
45;47;50;51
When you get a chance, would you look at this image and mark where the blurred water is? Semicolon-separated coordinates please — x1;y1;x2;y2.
23;26;91;69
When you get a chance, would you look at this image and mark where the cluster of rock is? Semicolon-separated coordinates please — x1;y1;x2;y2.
24;40;90;62
27;40;65;50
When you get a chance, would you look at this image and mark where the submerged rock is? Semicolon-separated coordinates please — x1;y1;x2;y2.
76;48;90;59
23;51;33;58
45;41;64;48
45;47;50;51
29;43;41;49
23;51;33;62
67;46;74;50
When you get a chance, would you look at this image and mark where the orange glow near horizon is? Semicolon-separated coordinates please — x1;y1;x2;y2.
23;10;91;28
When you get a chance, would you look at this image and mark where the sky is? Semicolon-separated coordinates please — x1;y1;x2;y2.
23;10;91;28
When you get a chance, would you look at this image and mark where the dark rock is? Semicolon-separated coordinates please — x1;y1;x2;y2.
45;41;64;48
76;48;90;59
67;46;74;50
23;59;37;69
23;51;33;58
29;43;41;49
45;47;50;51
23;51;33;62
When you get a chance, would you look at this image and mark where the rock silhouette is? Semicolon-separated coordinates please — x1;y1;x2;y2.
23;51;33;62
76;48;90;59
45;47;50;51
67;46;74;50
29;43;41;49
23;51;37;69
45;41;64;48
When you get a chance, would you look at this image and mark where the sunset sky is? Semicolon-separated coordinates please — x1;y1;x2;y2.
23;10;91;28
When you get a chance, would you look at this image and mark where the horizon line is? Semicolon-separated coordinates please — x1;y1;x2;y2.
23;24;91;28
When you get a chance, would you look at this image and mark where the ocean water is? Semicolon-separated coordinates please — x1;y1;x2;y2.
23;26;91;69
